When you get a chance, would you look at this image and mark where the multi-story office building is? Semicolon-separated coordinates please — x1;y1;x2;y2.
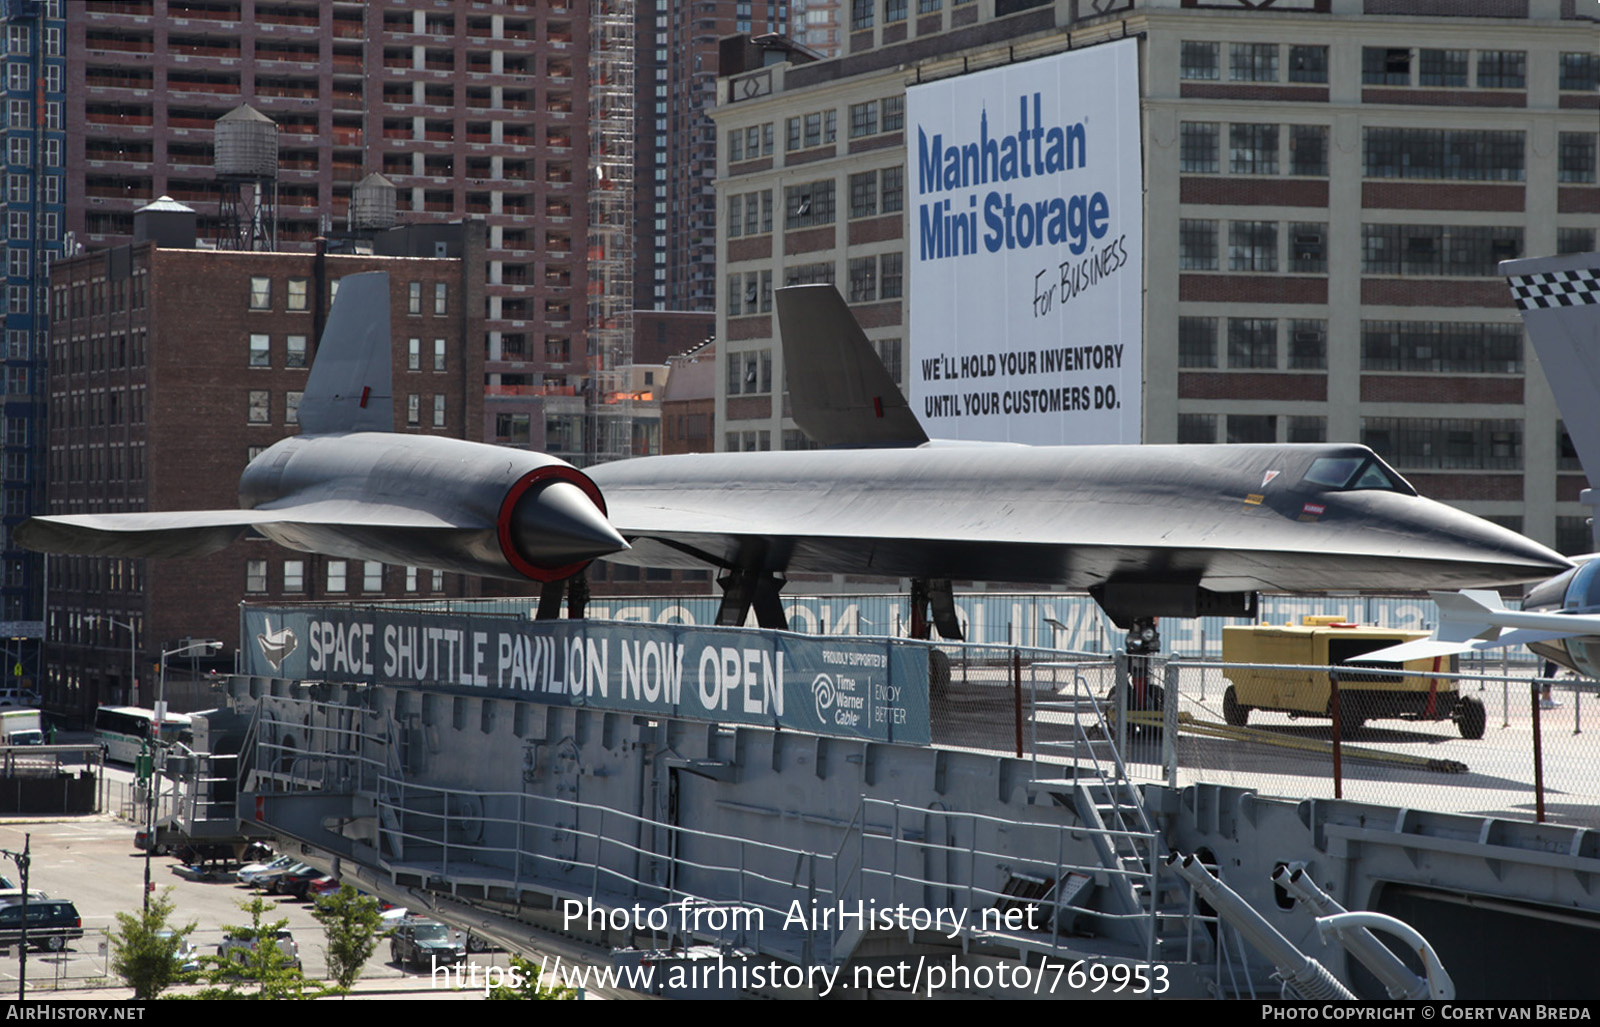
635;1;794;313
44;206;486;721
0;0;67;687
62;0;591;459
711;0;1600;553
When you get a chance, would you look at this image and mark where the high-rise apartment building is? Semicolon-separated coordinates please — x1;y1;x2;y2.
635;1;793;313
0;0;66;688
62;0;592;460
711;0;1599;553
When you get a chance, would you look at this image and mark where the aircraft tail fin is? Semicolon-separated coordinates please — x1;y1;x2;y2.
1502;252;1600;542
775;284;929;448
298;270;394;434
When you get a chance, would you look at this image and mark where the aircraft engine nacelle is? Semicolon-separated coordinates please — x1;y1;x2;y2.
238;433;623;583
1521;559;1600;677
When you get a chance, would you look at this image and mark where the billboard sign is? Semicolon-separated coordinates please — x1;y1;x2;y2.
241;606;930;745
906;39;1142;445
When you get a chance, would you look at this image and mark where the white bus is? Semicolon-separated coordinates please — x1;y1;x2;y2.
93;706;193;764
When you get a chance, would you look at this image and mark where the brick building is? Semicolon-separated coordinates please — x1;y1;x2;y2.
710;0;1600;552
43;212;486;721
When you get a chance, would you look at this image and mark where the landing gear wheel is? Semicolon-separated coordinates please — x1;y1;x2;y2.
1222;686;1250;727
1457;696;1486;740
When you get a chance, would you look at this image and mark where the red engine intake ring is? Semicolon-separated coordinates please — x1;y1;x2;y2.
496;464;610;583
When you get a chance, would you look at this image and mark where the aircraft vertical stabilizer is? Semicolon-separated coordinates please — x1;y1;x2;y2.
776;284;929;448
1502;252;1600;531
298;270;395;435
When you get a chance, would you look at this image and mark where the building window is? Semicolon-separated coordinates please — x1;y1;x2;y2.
1558;228;1597;255
1419;49;1468;87
249;334;270;367
283;560;304;593
1362;224;1521;276
881;166;904;212
433;338;446;370
405;566;419;592
882;97;904;133
1177;413;1217;444
849;101;878;139
1363;128;1524;182
1559;133;1597;184
1360;321;1523;373
407;394;420;427
1362;418;1521;470
1179;122;1219;174
1178;317;1218;368
248;391;270;423
408;338;421;371
1228;318;1277;369
327;560;347;592
1287;417;1326;444
727;350;772;395
1363;47;1411;86
1227;415;1277;444
1229;221;1278;273
286;391;302;425
1180;41;1219;81
434;282;447;314
432;569;444;592
1289;125;1328;176
1229;43;1278;83
1288;320;1327;370
1560;53;1598;92
885;0;906;21
880;253;903;299
785;180;836;228
1289;223;1327;273
363;561;383;592
1179;219;1218;271
246;560;267;593
286;278;308;311
848;257;877;303
1477;50;1525;89
249;277;271;310
286;335;307;368
1288;45;1327;83
408;282;422;314
433;394;445;427
850;172;878;218
784;262;835;287
1229;124;1278;176
851;0;874;30
874;337;903;387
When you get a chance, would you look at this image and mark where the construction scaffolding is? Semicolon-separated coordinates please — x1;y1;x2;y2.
586;0;636;466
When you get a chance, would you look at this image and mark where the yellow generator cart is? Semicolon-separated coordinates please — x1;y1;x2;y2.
1220;617;1483;739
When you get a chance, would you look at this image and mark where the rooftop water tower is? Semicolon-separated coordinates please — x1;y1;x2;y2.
214;103;278;251
349;173;398;233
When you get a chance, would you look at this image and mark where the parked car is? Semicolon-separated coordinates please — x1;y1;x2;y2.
235;853;294;886
305;876;340;899
155;929;201;974
0;899;83;952
389;918;464;969
217;928;301;972
243;860;309;891
270;865;323;898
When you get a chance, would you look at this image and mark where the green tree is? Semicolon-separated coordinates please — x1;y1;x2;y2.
110;888;197;1000
193;894;320;1000
311;885;383;993
486;955;578;1000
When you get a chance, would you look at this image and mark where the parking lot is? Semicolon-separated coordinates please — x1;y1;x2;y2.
0;810;515;997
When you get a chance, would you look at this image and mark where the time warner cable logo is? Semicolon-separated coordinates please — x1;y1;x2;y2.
811;673;836;722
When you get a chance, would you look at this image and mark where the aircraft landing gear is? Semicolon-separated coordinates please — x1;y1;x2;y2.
1122;617;1165;740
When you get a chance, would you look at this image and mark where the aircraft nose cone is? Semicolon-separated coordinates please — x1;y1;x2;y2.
1425;501;1572;584
508;479;629;566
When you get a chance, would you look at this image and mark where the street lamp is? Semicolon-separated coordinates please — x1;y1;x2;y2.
141;639;222;913
85;615;137;707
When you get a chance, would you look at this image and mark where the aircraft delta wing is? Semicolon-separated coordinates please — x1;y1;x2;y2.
16;271;627;583
587;285;1569;632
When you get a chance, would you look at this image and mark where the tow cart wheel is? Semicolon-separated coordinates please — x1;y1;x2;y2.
1457;696;1486;740
1222;686;1249;727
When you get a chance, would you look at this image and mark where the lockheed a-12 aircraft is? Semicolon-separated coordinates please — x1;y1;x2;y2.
18;273;1569;657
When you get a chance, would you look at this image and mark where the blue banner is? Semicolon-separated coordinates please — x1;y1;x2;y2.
240;606;930;744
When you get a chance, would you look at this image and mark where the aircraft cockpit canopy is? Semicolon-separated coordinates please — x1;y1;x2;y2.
1301;454;1415;495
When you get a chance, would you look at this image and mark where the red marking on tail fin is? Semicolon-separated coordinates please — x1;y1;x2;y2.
873;396;884;418
360;386;370;408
